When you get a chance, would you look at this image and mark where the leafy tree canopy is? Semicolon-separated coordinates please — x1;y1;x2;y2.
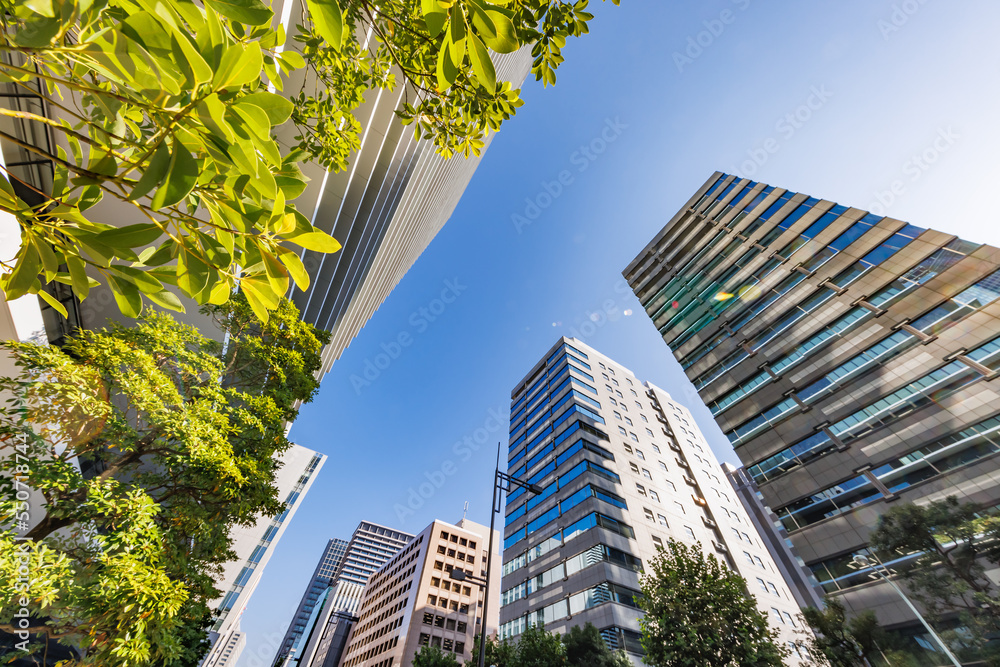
637;538;787;667
468;625;565;667
0;0;619;321
869;496;1000;661
562;623;631;667
802;598;912;667
414;645;461;667
0;295;327;664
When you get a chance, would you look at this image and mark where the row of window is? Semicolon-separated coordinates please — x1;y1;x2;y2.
418;633;466;655
499;581;641;640
501;543;641;606
749;334;1000;483
502;512;635;577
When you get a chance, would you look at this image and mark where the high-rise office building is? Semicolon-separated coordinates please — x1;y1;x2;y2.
624;172;1000;635
274;539;351;667
338;518;500;667
292;521;413;667
205;446;327;667
500;338;809;664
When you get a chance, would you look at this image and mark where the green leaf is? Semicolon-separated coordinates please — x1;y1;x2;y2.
422;0;448;38
3;242;41;300
261;250;289;296
144;289;186;312
24;0;55;17
204;0;273;26
129;142;171;201
66;254;91;301
306;0;344;51
241;276;278;321
436;30;459;90
483;9;519;53
286;230;342;253
468;33;496;94
36;288;67;318
96;223;164;248
240;92;294;125
215;42;263;90
277;248;309;291
176;250;211;296
106;275;143;318
108;265;164;294
150;142;199;210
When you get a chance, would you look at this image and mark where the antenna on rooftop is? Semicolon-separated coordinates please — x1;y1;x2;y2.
462;501;469;521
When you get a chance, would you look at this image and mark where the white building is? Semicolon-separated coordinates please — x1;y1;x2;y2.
500;338;811;664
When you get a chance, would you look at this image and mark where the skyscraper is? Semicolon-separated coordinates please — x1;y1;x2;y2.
274;539;351;667
205;445;327;667
291;521;413;667
338;518;500;667
624;172;1000;635
500;338;809;663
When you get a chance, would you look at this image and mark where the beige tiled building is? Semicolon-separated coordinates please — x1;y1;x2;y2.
338;519;500;667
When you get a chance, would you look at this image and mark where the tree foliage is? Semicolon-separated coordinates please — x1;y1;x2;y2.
0;0;619;321
562;623;631;667
869;496;1000;660
637;538;787;667
468;625;566;667
414;645;461;667
802;598;911;667
0;295;328;664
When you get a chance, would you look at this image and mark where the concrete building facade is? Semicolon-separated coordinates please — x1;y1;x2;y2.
339;518;500;667
499;338;809;663
624;172;1000;637
205;446;327;667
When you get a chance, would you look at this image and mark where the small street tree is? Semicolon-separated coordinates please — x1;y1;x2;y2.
0;294;328;664
0;0;620;321
414;646;461;667
869;496;1000;662
562;622;631;667
468;625;565;667
637;538;787;667
802;598;913;667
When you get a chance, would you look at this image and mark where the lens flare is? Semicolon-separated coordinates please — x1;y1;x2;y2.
738;285;763;301
714;292;735;302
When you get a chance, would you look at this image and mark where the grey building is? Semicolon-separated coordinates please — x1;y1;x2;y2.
499;338;810;664
624;173;1000;637
291;521;413;667
274;539;350;667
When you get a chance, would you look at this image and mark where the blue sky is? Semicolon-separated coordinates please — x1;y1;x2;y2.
236;2;1000;663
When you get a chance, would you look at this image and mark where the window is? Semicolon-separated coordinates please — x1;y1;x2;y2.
420;634;430;646
423;612;434;625
457;621;467;633
629;462;640;474
624;444;633;454
783;611;797;627
756;577;768;593
438;545;446;554
636;484;647;496
650;490;660;502
630;433;639;442
432;577;440;586
446;619;457;631
641;414;648;422
613;378;619;386
674;501;685;515
606;384;614;393
609;368;615;375
627;378;633;385
642;468;652;480
649;438;657;446
744;551;754;565
657;514;668;526
460;538;467;546
755;556;765;569
631;389;638;397
644;508;655;521
614;411;622;420
428;595;437;605
652;535;663;548
742;532;752;544
456;642;466;654
609;396;617;405
636;449;645;460
434;560;444;570
772;608;783;624
624;417;633;426
618;426;627;436
444;638;454;651
616;390;623;398
659;461;668;472
635;401;642;409
448;548;456;557
600;362;606;369
684;526;696;540
603;373;610;380
768;582;780;597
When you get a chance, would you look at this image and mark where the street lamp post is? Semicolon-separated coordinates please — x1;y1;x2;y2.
452;441;541;667
851;554;962;667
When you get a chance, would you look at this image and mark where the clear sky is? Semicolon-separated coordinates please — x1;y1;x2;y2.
237;2;1000;663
